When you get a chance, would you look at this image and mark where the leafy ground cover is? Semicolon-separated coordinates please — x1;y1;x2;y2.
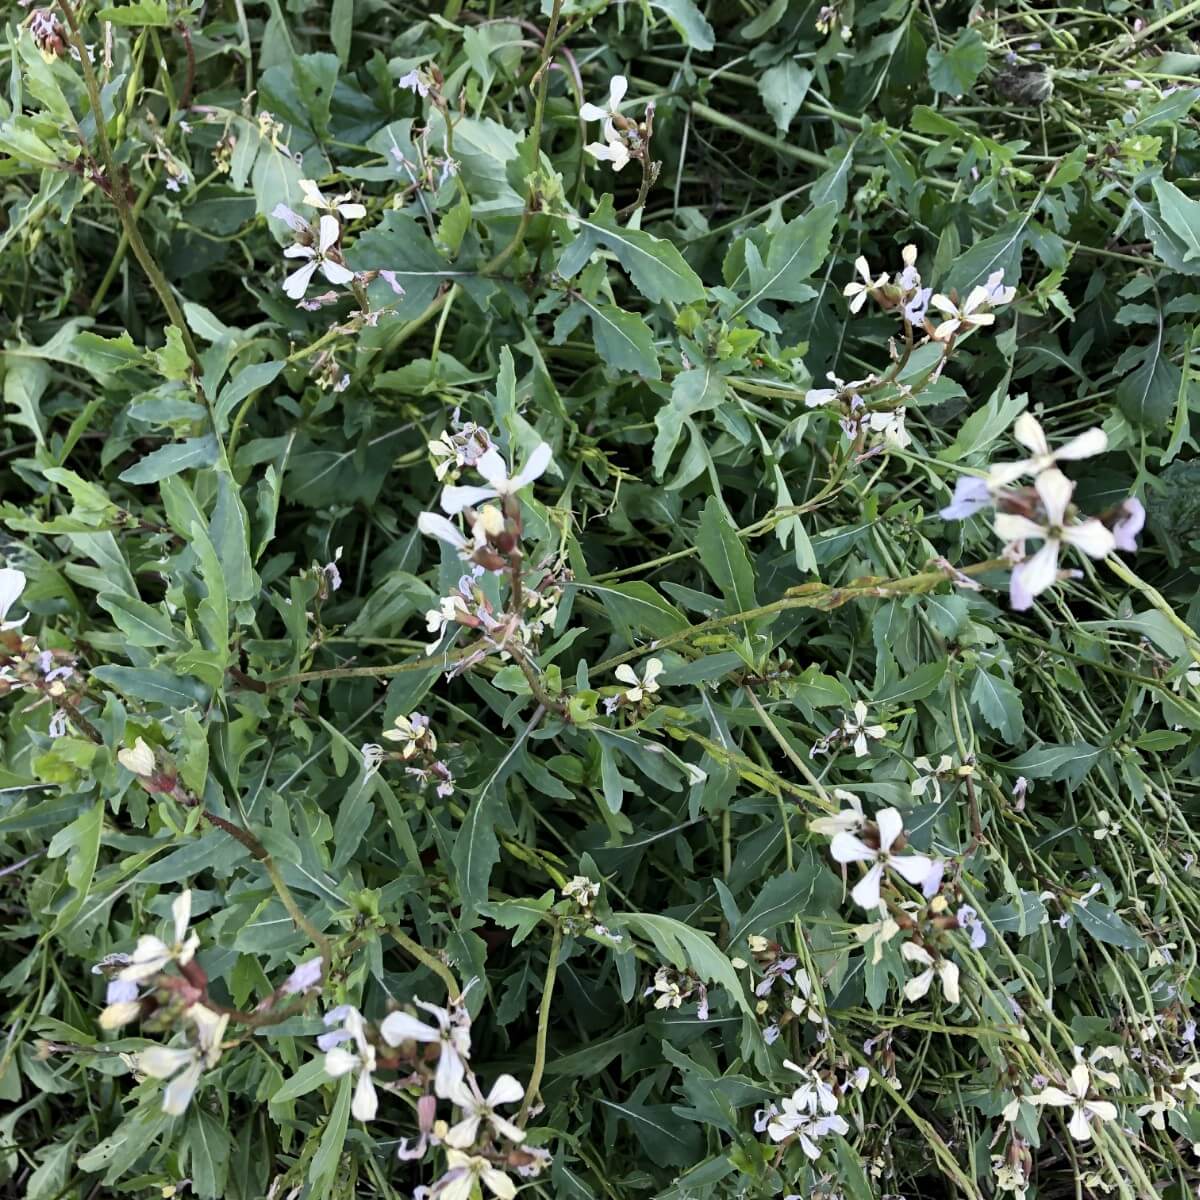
4;1;1200;1198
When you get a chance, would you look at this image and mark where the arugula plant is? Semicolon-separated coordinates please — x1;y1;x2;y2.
3;2;1200;1199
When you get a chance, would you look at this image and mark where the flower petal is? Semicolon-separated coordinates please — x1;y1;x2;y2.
903;968;934;1002
875;807;904;853
609;74;628;108
283;259;319;299
1061;519;1115;560
352;1069;378;1122
440;484;499;515
509;442;552;490
1012;412;1049;456
162;1058;203;1115
829;832;875;864
320;259;355;287
891;853;935;888
849;863;884;910
1034;467;1073;526
318;213;340;254
487;1073;525;1107
417;511;467;549
1056;427;1107;461
0;568;27;625
378;1011;439;1046
1010;541;1060;610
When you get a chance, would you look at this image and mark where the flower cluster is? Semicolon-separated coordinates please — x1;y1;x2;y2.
758;1061;850;1162
317;994;547;1197
940;413;1143;609
363;711;456;796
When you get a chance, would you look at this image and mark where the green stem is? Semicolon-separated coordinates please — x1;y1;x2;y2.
482;0;563;276
519;920;562;1126
58;0;201;372
388;926;461;1002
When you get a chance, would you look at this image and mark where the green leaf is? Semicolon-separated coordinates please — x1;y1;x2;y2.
617;912;753;1016
648;0;715;50
586;581;691;640
479;892;554;945
738;202;837;312
727;857;837;946
1072;900;1143;951
970;668;1024;742
96;593;185;649
696;496;756;614
45;797;103;932
926;28;987;97
580;300;661;378
875;660;947;704
185;1107;231;1199
1009;741;1102;787
91;665;210;709
118;436;220;485
308;1074;351;1195
758;60;812;132
1151;177;1200;262
95;0;169;24
330;0;353;63
270;1057;332;1106
1117;330;1180;428
3;354;48;446
572;202;705;304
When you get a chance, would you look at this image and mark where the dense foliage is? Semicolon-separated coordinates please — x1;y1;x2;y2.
4;1;1200;1198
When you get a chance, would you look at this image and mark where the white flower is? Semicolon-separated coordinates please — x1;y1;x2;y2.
994;468;1116;611
0;568;27;630
117;737;157;778
789;969;823;1024
809;790;864;837
782;1061;838;1114
910;754;953;801
432;1149;516;1200
930;270;1014;340
988;413;1108;488
282;213;355;300
444;1072;526;1148
614;658;664;702
581;75;632;171
298;177;365;220
1112;497;1144;552
136;1003;228;1115
380;998;471;1099
842;701;886;757
323;1007;379;1122
829;807;938;910
563;875;600;907
118;889;200;981
1033;1063;1118;1141
425;593;472;650
649;965;684;1009
901;942;961;1004
843;256;888;314
766;1095;849;1159
381;712;436;759
866;406;910;449
580;74;627;136
440;443;552;515
398;65;435;98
